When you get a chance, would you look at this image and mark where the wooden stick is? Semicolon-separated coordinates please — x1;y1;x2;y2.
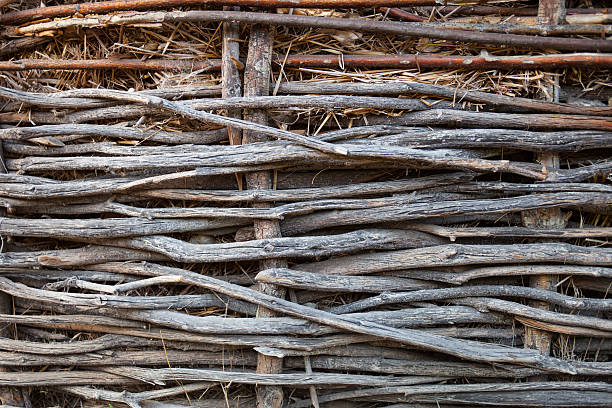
256;268;439;293
222;6;243;147
328;285;612;314
407;224;612;241
0;0;469;25
283;53;612;70
410;265;612;285
282;192;610;235
86;229;442;263
0;117;23;407
0;216;245;239
63;383;214;408
0;124;227;145
0;58;222;71
381;7;426;22
7;10;612;52
51;89;347;155
82;262;577;373
0;171;470;200
0;83;223;109
297;242;612;276
289;381;612;407
0;371;139;386
416;6;608;17
242;23;288;408
3;53;612;72
6;142;545;180
106;366;449;387
278;81;612;117
138;172;472;203
523;0;567;364
453;297;611;332
0;349;254;367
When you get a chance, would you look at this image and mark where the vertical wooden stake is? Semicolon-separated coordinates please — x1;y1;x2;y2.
242;23;287;408
222;6;244;190
0;143;25;406
522;0;567;359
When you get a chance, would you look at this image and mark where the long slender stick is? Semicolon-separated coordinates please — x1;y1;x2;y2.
7;10;612;52
0;0;451;25
56;88;347;155
2;53;611;72
79;262;577;373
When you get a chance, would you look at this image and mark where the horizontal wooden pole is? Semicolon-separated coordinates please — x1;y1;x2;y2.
7;10;612;52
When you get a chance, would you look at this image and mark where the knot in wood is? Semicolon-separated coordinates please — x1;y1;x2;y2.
263;243;275;252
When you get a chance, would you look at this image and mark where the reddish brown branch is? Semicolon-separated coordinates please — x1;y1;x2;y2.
0;0;442;25
283;53;612;70
2;53;611;72
381;7;427;22
0;58;221;71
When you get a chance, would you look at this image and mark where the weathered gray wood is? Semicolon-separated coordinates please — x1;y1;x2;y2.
137;172;472;202
279;81;612;116
0;216;244;239
102;366;445;387
86;262;577;373
356;108;612;131
0;334;151;355
0;278;259;312
256;268;439;293
328;285;612;314
385;390;612;406
0;172;471;201
298;243;612;275
89;229;443;263
454;297;612;332
222;5;242;148
407;265;612;285
282;192;611;235
408;224;612;240
64;383;215;408
0;124;226;145
4;308;379;351
5;193;472;220
0;268;133;283
51;88;347;155
0;371;139;386
5;141;544;180
286;356;539;378
424;180;612;194
0;349;255;367
318;125;612;151
546;160;612;182
295;382;612;407
0;245;167;268
0;84;222;109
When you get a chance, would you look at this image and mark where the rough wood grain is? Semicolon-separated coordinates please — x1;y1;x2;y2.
86;262;577;373
329;285;612;314
242;22;286;408
7;10;612;52
298;243;612;275
90;229;443;263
